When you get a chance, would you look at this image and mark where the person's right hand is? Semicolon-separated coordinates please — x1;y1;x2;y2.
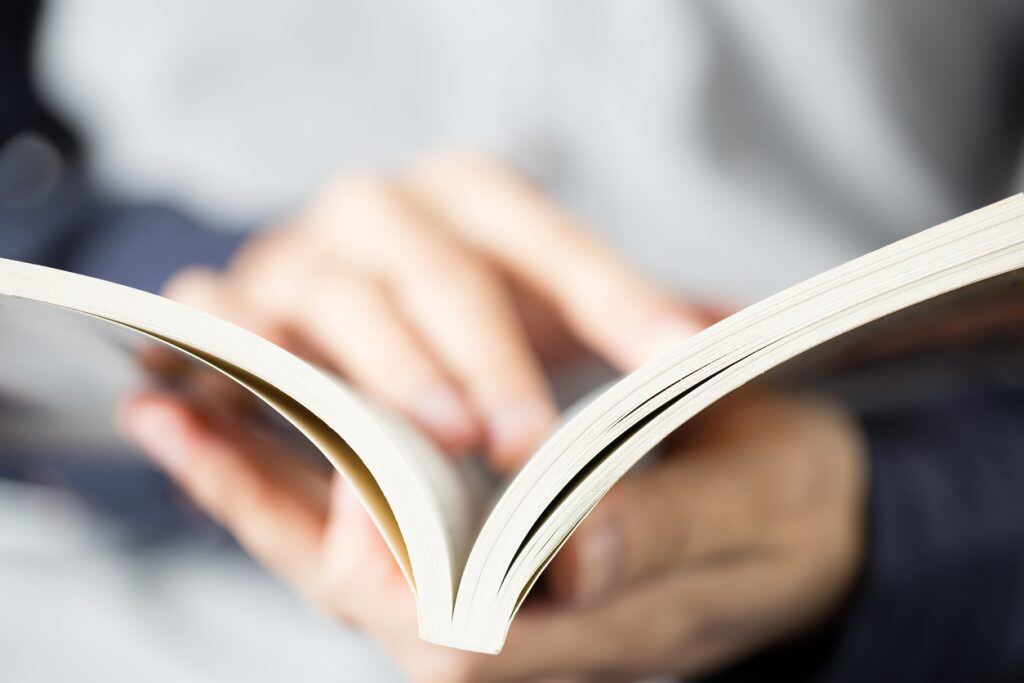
164;154;707;471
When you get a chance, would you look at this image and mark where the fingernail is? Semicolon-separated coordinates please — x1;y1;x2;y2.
118;402;188;475
487;401;555;469
574;519;622;604
639;315;702;363
412;385;478;453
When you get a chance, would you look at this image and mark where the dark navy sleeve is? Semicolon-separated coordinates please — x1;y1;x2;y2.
0;172;243;539
0;0;245;539
1;175;246;293
703;347;1024;683
1;0;245;291
815;368;1024;682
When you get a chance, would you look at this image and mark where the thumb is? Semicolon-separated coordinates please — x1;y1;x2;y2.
546;450;765;604
316;475;411;626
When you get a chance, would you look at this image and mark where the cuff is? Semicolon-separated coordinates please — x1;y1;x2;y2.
817;381;1024;682
66;202;248;293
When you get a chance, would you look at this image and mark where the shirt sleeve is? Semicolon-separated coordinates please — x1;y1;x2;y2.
1;0;246;292
817;367;1024;682
1;173;246;293
703;347;1024;683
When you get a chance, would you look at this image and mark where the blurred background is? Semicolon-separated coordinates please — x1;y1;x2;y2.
1;0;1022;680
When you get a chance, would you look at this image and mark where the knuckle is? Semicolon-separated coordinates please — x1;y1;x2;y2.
397;244;495;300
163;266;218;303
432;251;493;290
306;276;397;334
234;228;306;275
412;149;503;184
319;171;396;217
308;273;373;312
313;172;441;260
411;150;534;204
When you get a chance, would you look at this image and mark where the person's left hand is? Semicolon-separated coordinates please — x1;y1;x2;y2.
120;388;866;682
541;390;867;678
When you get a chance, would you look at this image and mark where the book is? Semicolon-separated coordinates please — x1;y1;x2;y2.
2;195;1024;654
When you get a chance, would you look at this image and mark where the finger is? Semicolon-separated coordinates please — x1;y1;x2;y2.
407;154;704;370
549;396;865;604
289;272;481;456
481;572;698;680
170;245;481;456
317;474;411;625
546;448;770;605
169;246;481;455
164;266;290;346
118;392;329;589
506;558;809;681
307;175;558;469
391;251;557;470
163;266;301;413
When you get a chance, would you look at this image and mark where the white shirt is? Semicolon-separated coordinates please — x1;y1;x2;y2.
36;0;1024;303
11;2;1024;681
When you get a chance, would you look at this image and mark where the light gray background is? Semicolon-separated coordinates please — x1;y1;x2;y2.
3;1;1022;680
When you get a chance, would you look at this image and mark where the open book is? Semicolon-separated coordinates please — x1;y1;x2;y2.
2;195;1024;653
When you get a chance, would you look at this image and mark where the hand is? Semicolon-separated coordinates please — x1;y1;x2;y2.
542;390;868;678
120;389;866;682
163;154;706;470
117;392;623;683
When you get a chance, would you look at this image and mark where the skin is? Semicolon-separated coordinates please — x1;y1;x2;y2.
160;155;704;471
119;155;868;683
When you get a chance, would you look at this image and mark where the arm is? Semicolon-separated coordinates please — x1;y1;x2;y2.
703;347;1024;683
0;0;244;528
2;188;246;293
824;367;1024;681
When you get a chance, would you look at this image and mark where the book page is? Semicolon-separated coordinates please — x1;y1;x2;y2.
444;195;1024;654
0;259;474;635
